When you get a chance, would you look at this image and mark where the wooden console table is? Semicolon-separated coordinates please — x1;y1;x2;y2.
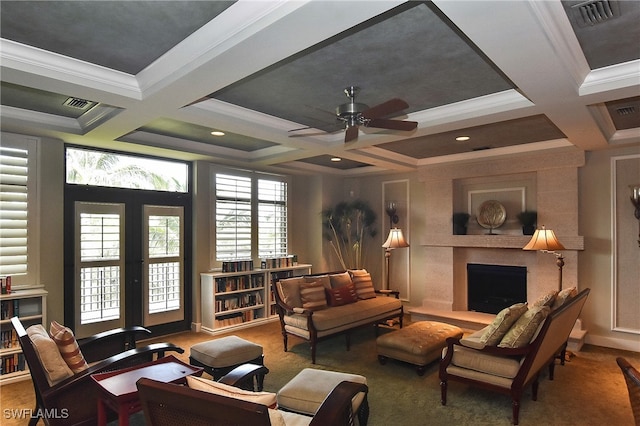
91;355;202;426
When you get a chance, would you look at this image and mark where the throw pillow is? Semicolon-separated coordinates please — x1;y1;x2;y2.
299;281;327;311
349;270;377;300
552;287;578;310
479;303;528;346
530;290;558;308
186;376;277;408
49;320;88;373
277;277;305;308
26;324;74;386
498;305;551;348
305;274;331;290
329;271;352;289
326;283;358;306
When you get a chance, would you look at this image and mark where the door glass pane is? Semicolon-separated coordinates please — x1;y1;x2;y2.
144;206;184;326
79;266;120;323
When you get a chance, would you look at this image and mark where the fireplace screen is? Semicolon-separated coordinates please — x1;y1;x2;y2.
467;263;527;314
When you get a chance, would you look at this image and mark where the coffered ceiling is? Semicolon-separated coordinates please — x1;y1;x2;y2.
1;1;639;175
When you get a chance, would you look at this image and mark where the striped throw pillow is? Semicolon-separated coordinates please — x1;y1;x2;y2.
349;270;377;300
299;281;327;311
49;321;88;373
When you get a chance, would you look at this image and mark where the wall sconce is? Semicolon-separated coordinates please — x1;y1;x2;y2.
385;202;399;228
630;184;640;247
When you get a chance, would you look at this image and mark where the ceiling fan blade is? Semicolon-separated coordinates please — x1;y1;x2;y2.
344;125;359;143
288;126;314;132
367;118;417;131
361;98;409;119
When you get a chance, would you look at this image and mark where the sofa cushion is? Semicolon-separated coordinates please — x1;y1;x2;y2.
26;324;74;386
278;277;305;308
531;290;558;308
552;286;578;310
329;271;352;289
349;270;377;300
479;303;528;346
300;281;327;311
186;376;277;408
498;305;551;348
325;283;358;306
49;320;88;373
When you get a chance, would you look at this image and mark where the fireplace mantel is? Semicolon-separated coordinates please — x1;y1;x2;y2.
422;234;584;250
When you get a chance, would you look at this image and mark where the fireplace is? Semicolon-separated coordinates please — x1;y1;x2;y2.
467;263;527;314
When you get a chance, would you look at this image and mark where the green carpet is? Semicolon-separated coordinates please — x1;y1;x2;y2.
151;320;638;426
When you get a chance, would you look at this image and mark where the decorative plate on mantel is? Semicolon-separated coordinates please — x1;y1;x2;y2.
477;200;506;234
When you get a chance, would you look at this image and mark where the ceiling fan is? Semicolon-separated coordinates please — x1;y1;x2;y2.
290;86;418;143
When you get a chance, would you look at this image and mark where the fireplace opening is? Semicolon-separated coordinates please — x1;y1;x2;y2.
467;263;527;314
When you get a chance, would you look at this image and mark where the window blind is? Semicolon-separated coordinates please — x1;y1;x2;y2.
216;174;252;260
0;146;29;276
258;179;288;258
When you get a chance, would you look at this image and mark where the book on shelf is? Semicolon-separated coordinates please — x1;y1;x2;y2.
0;353;25;375
260;255;297;269
0;300;19;320
221;259;254;272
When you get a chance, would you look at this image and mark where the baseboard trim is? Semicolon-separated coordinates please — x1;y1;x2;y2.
585;334;640;353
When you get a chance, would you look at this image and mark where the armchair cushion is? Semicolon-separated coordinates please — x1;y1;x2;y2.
349;269;377;300
49;320;88;373
479;303;528;346
186;375;277;408
26;324;73;385
449;345;522;379
300;281;328;311
325;283;358;306
498;305;551;348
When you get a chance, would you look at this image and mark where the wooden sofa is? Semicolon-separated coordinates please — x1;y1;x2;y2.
273;270;403;363
439;288;590;425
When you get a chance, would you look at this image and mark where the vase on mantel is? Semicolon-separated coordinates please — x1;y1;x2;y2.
517;211;537;236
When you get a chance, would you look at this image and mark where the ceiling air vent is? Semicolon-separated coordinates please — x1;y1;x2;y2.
616;106;636;116
63;97;91;110
572;0;619;26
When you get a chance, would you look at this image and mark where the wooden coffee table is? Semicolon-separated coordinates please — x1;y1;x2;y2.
92;355;202;426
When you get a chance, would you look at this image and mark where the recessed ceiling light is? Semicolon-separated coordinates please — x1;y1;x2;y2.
455;136;470;141
331;157;342;162
211;131;225;136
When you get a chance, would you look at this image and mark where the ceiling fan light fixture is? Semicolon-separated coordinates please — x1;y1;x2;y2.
455;136;470;141
330;157;342;162
210;130;225;136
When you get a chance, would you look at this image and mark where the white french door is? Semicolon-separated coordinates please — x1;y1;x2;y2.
74;202;125;337
143;205;184;326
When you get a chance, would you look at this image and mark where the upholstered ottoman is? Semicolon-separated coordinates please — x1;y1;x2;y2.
277;368;369;425
377;321;463;375
189;336;267;390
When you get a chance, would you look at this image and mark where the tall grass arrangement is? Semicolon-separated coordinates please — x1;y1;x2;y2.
322;200;377;270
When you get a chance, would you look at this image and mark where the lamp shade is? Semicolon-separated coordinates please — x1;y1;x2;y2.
522;226;565;252
382;228;409;249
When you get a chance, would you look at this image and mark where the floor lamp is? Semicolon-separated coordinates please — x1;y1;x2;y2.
522;226;566;292
382;228;409;291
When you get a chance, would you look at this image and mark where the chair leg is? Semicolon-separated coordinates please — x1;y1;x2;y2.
28;406;40;426
512;399;520;425
440;380;448;405
358;394;370;426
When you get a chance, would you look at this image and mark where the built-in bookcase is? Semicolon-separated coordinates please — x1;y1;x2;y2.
0;288;47;385
200;264;311;333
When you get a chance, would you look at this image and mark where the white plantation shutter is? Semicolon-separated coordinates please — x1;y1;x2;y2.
258;179;287;258
216;174;252;260
0;142;34;283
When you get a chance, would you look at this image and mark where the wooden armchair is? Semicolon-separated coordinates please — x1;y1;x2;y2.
439;288;589;425
137;375;369;426
11;316;184;426
617;357;640;425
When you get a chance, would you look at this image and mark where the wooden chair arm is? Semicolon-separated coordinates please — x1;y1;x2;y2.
218;364;270;388
310;381;368;425
79;326;152;362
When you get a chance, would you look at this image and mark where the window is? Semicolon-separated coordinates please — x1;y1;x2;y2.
214;171;288;262
66;147;188;192
0;136;38;286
